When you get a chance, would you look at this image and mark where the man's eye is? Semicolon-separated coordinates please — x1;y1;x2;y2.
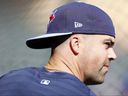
105;42;111;48
104;40;114;49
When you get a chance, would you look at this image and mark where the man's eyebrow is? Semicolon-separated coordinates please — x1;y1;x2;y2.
104;38;115;46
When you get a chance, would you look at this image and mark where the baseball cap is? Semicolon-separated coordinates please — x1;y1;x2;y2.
26;2;115;49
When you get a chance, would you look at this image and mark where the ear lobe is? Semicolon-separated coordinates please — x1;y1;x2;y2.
69;36;79;55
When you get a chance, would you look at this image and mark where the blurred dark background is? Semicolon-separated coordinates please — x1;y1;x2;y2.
0;0;128;96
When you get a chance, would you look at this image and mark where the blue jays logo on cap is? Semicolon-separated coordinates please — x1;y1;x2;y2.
49;10;57;23
26;2;115;49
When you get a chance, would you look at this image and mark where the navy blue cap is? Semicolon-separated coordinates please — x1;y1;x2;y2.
26;2;115;49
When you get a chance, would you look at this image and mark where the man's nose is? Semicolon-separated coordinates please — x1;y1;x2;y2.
108;48;117;61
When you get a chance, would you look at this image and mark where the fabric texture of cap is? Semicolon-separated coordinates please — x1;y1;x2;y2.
26;2;115;49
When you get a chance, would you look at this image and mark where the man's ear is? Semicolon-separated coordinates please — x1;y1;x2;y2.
69;35;80;55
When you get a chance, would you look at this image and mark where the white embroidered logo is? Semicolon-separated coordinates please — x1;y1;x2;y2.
74;22;83;28
40;79;50;85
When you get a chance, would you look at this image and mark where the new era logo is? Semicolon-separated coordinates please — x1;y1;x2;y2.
74;22;83;28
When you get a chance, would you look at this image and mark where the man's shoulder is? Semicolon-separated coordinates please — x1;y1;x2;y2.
0;67;43;96
0;67;96;96
0;67;40;82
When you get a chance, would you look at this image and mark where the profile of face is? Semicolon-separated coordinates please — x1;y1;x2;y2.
77;34;117;85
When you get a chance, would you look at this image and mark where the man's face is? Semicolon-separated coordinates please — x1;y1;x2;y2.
78;35;116;85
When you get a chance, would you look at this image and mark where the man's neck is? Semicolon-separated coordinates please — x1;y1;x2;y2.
44;55;84;82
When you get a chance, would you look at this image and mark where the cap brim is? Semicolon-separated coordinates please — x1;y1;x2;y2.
26;32;72;49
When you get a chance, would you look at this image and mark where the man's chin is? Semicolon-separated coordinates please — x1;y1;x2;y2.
84;79;104;85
